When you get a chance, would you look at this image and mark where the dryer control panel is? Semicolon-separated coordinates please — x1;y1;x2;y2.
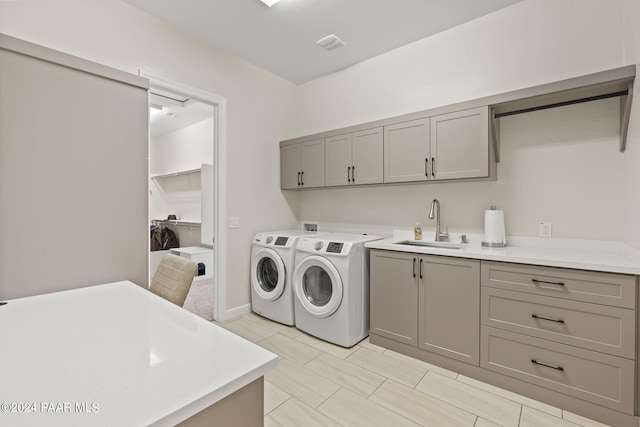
296;238;353;256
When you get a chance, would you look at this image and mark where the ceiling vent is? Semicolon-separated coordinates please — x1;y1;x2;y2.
316;34;346;51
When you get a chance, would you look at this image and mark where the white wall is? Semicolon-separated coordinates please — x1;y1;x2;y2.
150;117;214;247
622;0;640;252
293;0;637;243
1;0;638;312
151;117;214;175
0;0;299;310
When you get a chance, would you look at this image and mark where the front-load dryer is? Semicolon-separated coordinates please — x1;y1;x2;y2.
251;230;321;325
292;233;383;347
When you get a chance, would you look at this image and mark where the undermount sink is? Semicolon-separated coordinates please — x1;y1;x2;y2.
396;240;463;250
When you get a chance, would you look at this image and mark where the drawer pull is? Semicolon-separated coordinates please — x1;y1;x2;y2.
531;314;565;324
531;359;564;372
531;278;565;286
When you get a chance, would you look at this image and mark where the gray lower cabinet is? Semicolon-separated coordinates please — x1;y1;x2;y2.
419;256;480;365
370;253;640;426
370;250;480;365
480;261;637;415
370;250;418;346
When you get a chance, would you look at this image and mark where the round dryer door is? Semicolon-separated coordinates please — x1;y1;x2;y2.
293;255;343;318
251;248;286;301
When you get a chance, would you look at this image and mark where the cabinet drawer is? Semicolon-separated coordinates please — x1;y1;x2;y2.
481;288;635;358
481;326;634;414
481;261;636;308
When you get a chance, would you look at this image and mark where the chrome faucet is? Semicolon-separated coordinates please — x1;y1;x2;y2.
429;199;449;242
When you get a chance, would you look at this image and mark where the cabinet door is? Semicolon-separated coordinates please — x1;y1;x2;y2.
419;256;480;365
370;250;418;346
430;106;489;180
280;143;301;189
383;118;430;183
325;133;352;187
300;138;325;188
352;127;383;185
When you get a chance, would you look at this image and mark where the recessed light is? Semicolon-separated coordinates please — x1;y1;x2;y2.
260;0;280;7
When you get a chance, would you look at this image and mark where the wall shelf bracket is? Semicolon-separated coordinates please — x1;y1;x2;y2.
620;79;634;152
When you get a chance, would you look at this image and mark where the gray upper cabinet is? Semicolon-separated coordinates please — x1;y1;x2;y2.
383;118;430;183
430;107;489;180
325;128;383;186
383;107;489;184
280;138;325;189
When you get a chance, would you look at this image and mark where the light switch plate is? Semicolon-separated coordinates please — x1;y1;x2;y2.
229;217;240;229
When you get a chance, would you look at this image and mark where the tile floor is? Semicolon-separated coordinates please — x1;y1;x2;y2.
215;312;610;427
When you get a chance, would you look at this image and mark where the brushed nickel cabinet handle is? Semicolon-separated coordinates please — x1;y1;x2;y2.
532;279;565;286
531;359;564;372
532;314;565;324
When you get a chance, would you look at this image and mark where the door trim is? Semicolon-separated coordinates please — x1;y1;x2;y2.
141;71;228;322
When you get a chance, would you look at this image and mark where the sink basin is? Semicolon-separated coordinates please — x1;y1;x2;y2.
396;240;463;250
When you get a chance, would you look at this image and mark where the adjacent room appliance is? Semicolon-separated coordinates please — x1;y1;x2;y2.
251;230;320;325
292;233;383;347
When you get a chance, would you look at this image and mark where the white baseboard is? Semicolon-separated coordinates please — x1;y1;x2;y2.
224;303;251;321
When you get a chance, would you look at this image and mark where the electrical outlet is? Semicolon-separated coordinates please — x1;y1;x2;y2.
539;222;552;238
229;216;240;229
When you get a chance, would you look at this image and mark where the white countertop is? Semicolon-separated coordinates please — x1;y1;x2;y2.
365;230;640;275
0;281;278;427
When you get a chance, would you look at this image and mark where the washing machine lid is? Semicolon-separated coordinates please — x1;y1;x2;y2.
251;247;286;301
293;255;343;318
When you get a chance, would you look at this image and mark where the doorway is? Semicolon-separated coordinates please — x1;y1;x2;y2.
142;71;227;322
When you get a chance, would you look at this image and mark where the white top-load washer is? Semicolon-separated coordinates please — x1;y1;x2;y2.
251;230;322;325
292;233;383;347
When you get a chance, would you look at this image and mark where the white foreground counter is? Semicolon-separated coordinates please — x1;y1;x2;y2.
0;281;278;426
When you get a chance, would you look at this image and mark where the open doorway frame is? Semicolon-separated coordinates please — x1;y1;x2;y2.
142;71;227;322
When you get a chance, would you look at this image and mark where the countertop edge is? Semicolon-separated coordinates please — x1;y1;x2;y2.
365;239;640;275
151;357;279;427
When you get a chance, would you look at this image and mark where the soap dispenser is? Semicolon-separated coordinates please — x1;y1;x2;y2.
414;222;423;240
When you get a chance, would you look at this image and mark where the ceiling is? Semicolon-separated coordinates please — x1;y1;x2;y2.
124;0;523;85
149;89;213;137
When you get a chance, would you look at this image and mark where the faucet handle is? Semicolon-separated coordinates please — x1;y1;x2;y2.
439;227;450;241
460;234;468;244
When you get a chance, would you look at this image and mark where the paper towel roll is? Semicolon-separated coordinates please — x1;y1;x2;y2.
483;208;506;247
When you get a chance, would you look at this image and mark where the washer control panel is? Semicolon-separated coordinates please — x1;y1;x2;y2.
275;236;289;246
326;242;344;253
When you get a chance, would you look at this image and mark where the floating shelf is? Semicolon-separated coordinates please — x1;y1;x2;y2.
153;219;201;227
151;168;201;180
